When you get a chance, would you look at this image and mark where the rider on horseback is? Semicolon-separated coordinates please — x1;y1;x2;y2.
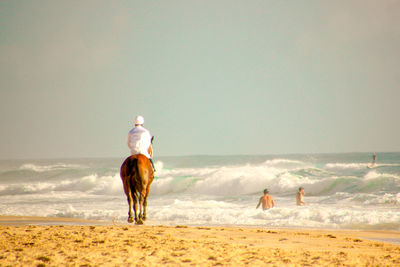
127;115;156;171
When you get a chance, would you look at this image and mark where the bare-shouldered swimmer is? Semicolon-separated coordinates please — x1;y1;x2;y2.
256;189;275;210
296;187;305;206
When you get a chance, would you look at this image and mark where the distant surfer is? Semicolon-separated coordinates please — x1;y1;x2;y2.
127;115;156;171
370;153;377;168
256;189;275;210
296;187;305;206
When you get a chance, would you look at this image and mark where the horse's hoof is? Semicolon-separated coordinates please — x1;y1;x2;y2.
136;219;144;225
128;217;134;223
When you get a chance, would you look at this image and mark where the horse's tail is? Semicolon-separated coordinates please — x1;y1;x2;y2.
127;157;139;195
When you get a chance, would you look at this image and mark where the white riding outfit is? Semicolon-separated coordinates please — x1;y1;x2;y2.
127;125;152;158
127;116;152;159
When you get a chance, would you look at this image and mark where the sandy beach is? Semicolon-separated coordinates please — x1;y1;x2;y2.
0;216;399;266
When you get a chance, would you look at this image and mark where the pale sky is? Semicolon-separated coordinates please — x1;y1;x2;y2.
1;1;399;159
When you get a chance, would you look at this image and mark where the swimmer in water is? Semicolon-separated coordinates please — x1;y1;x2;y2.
256;189;275;210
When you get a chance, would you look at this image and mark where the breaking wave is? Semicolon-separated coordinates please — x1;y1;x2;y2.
20;163;85;172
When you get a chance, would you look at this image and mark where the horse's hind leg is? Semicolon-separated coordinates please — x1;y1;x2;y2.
129;180;139;224
123;181;134;223
136;190;146;225
142;185;152;221
127;195;134;224
132;191;139;224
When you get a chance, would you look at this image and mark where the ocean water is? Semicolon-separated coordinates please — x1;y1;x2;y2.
0;153;399;230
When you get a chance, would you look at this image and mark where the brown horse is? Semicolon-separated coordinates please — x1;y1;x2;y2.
120;154;154;224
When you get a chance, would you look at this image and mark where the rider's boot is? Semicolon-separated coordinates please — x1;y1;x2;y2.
150;158;156;172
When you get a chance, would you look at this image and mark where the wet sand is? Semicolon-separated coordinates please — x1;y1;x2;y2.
0;216;399;266
0;216;109;226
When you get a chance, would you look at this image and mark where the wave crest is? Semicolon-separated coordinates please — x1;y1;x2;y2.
20;163;84;172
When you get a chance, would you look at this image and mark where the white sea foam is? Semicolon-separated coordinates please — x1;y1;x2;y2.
0;182;55;195
152;159;321;196
263;158;306;167
20;163;84;172
362;193;400;205
325;163;400;170
0;174;124;196
364;170;400;180
324;163;369;170
145;197;400;229
55;174;123;195
154;160;164;171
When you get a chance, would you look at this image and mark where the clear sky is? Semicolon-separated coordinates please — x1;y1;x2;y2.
1;1;399;159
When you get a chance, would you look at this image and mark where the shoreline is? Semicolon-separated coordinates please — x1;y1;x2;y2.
1;216;399;266
0;215;110;226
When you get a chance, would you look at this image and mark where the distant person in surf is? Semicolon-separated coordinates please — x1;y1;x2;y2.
127;115;156;171
371;153;377;167
296;187;305;206
256;189;275;210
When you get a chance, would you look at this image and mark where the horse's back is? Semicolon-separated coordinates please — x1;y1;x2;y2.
120;154;153;182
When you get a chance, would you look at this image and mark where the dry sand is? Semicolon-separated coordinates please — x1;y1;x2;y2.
0;216;399;266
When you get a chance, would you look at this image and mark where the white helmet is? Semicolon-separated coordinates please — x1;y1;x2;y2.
134;115;144;125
